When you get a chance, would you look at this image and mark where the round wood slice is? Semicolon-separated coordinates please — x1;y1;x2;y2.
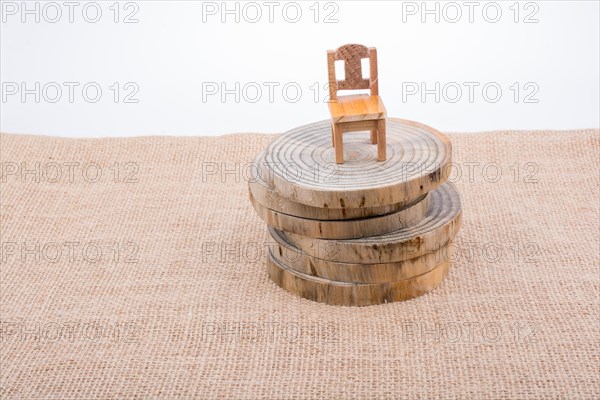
267;250;451;306
250;190;429;239
261;118;452;209
249;151;418;220
278;183;462;264
269;225;454;283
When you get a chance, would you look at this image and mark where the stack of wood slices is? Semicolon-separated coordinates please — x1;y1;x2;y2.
249;118;462;306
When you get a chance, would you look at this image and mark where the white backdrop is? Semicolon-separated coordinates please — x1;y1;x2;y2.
1;0;599;137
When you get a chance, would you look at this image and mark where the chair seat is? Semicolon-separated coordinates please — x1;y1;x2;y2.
328;94;386;123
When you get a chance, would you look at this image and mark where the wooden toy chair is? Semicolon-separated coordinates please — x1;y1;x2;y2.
327;44;387;164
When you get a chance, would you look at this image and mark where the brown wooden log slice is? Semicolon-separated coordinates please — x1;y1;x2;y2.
268;224;454;283
250;191;429;239
266;250;451;306
261;118;452;209
248;151;419;220
278;183;462;264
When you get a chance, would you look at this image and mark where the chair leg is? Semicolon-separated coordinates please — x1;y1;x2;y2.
377;119;386;161
331;124;335;147
370;129;377;144
334;124;344;164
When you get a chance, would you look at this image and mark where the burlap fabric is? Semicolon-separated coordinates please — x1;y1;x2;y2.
1;128;598;399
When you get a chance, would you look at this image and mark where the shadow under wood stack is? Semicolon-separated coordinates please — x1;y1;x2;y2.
248;117;462;306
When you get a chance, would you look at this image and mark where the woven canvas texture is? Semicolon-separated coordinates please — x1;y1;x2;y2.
1;129;598;399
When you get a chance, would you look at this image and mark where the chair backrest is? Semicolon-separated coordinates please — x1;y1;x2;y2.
327;44;378;101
